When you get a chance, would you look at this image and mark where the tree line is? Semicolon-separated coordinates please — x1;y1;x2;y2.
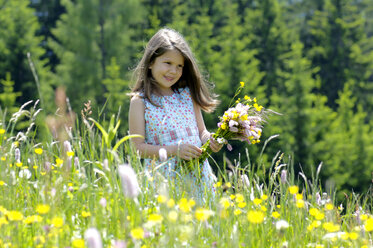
0;0;373;198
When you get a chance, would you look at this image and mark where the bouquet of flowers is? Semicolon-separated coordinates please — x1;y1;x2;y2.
198;82;267;164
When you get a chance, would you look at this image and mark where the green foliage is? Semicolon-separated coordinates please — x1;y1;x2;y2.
0;73;21;115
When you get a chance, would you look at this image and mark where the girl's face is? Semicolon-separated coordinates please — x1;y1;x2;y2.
149;49;184;95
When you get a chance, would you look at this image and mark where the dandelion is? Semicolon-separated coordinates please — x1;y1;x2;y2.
51;217;64;228
36;204;50;214
168;211;178;222
0;128;5;135
349;232;359;240
82;211;91;218
159;148;167;162
34;148;43;155
7;211;24;221
288;186;299;194
275;220;289;230
118;164;140;198
272;211;280;219
195;208;214;221
84;228;103;248
131;227;144;240
72;239;85;248
247;210;265;224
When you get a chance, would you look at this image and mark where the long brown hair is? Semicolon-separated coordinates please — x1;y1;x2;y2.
131;28;219;113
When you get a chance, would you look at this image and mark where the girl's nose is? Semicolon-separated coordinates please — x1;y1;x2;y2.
169;65;178;74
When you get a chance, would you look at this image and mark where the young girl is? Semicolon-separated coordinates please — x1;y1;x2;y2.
129;28;222;198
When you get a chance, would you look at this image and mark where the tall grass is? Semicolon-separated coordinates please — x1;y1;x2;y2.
0;102;372;248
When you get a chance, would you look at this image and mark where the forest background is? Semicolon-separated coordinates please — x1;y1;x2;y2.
0;0;372;200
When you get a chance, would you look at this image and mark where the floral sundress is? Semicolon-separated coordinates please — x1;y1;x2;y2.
141;87;215;199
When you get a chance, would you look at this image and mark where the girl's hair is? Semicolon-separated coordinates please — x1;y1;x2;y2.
131;28;219;113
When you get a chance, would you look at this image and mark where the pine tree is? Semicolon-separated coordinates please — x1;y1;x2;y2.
0;0;51;107
50;0;144;111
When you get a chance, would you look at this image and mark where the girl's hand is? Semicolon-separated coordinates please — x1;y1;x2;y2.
177;143;202;161
209;134;223;153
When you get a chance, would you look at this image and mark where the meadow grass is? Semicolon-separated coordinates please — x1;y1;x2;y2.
0;102;372;248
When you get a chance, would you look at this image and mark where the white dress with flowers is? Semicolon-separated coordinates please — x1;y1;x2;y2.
141;87;215;198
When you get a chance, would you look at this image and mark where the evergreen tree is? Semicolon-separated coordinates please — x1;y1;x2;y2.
50;0;144;112
0;0;52;108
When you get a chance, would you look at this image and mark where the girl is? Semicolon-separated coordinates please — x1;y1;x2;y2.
129;28;222;198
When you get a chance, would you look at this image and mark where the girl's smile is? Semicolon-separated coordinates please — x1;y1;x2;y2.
150;49;184;95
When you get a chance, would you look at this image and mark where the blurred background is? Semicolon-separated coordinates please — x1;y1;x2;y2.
0;0;372;198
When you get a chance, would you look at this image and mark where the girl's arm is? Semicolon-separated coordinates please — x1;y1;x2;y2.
193;101;222;153
129;95;201;160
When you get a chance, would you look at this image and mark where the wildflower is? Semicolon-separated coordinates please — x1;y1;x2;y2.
64;140;72;153
253;198;262;205
0;216;8;227
322;222;340;232
24;215;43;224
0;181;5;186
275;220;289;230
0;128;5;134
7;211;24;221
230;194;236;200
84;228;103;248
241;174;250;188
272;211;280;219
15;148;20;162
234;209;242;216
195;208;214;221
288;186;299;194
1;156;5;161
82;211;91;218
349;232;358;240
55;158;63;167
99;198;107;208
178;225;193;242
261;194;268;200
296;199;305;208
19;169;32;179
240;81;245;87
214;181;222;188
365;218;373;232
247;210;265;224
51;217;64;228
167;199;175;208
67;151;75;157
131;227;144;240
159;148;167;162
178;198;195;213
36;204;50;214
219;197;230;209
325;203;334;211
34;148;43;155
237;202;247;208
280;170;287;183
72;239;85;248
168;211;178;222
148;213;163;224
157;195;167;203
118;164;140;198
295;194;303;200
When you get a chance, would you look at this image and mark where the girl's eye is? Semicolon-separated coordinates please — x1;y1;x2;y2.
164;62;171;65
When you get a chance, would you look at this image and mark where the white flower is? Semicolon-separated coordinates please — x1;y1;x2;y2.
159;148;167;162
322;232;346;240
118;164;140;198
84;228;103;248
276;220;289;230
19;169;31;179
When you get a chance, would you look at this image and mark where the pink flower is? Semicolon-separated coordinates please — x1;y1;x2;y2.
84;228;103;248
227;144;233;151
118;164;140;198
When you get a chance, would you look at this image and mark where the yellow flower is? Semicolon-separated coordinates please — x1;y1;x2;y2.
295;194;303;200
167;199;175;208
55;158;63;167
51;217;64;228
24;215;43;224
157;195;167;203
244;95;251;101
315;212;325;220
296;199;305;208
131;227;144;240
288;185;299;194
168;211;178;222
0;216;8;227
82;211;91;218
72;239;85;248
1;156;5;161
360;214;368;221
214;182;222;188
309;208;319;216
219;197;230;209
237;202;247;208
261;194;268;200
221;123;227;130
349;232;358;240
148;213;163;224
178;198;195;213
16;162;23;167
0;181;5;186
7;211;24;221
195;208;214;221
247;210;265;224
365;218;373;232
325;203;334;210
0;129;5;135
36;204;50;214
34;148;43;155
240;81;245;87
230;194;236;200
322;222;340;232
272;211;280;219
253;198;262;205
260;206;267;212
66;151;74;157
235;194;244;203
225;182;232;188
234;209;242;216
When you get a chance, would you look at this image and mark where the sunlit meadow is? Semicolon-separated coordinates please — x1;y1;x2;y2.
0;100;372;248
